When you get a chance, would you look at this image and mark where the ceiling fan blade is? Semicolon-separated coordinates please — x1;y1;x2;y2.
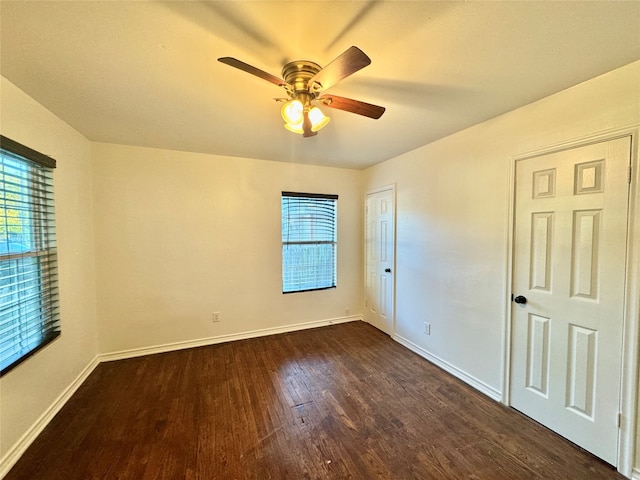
309;46;371;93
218;57;286;88
317;94;385;119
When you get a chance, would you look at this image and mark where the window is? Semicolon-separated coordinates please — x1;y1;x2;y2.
0;136;59;376
281;192;338;293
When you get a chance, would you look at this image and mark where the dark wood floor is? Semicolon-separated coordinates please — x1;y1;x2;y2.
7;321;623;479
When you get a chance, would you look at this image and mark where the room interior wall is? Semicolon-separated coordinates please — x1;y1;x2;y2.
363;60;640;470
91;143;364;355
0;77;99;468
2;58;640;477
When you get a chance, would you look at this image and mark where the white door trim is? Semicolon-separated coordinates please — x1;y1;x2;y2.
502;125;640;477
364;184;397;335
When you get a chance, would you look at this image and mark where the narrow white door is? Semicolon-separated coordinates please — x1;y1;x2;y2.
510;137;631;465
365;188;395;335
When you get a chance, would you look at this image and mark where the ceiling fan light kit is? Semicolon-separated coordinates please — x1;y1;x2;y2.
280;97;330;134
218;46;385;138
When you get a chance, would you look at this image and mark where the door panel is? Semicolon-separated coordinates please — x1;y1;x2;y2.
511;137;630;465
526;313;550;397
365;188;395;335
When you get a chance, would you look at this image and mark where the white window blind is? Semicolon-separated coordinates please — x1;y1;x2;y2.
0;136;59;376
282;192;338;293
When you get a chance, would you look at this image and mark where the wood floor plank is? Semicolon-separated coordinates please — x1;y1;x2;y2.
6;322;624;479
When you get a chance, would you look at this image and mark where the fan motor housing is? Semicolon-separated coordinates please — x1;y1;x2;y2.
282;61;322;94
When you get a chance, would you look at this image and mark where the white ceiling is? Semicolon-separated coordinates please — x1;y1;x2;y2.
1;1;639;169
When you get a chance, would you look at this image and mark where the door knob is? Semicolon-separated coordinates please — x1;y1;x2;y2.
384;268;391;273
514;295;527;304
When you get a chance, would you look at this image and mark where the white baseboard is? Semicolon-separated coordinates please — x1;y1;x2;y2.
0;356;101;478
99;314;362;363
631;468;640;480
393;333;502;402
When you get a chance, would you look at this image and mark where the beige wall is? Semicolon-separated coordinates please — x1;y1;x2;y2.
0;78;98;462
91;143;364;354
364;60;640;470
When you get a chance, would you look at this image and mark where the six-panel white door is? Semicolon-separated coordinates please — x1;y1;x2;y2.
365;188;395;335
510;137;631;465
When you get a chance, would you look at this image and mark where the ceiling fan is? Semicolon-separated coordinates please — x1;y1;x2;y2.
218;46;385;137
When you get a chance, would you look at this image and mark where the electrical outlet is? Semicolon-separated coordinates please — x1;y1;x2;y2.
212;312;221;323
424;322;431;335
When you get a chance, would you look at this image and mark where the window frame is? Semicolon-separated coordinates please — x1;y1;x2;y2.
0;135;59;377
281;191;338;294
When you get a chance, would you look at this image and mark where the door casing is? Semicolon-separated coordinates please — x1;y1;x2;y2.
503;126;640;477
